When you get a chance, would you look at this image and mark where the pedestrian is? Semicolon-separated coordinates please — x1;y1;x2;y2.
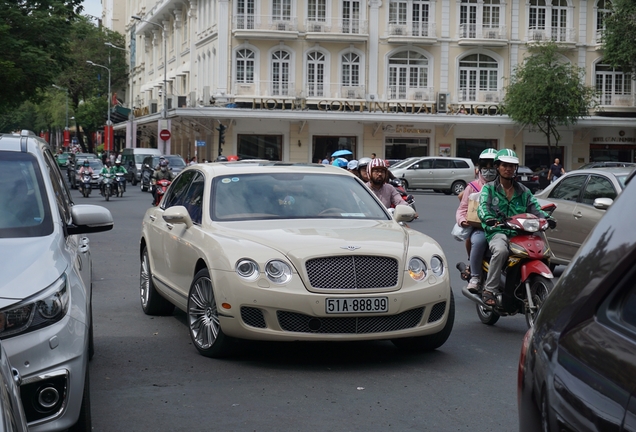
321;155;330;164
547;158;565;183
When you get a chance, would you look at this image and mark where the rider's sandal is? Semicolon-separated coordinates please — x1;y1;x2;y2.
482;290;497;307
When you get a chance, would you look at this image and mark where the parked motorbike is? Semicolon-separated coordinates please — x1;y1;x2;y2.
153;179;172;206
457;209;556;328
101;173;115;201
389;178;417;214
114;173;126;197
79;173;92;198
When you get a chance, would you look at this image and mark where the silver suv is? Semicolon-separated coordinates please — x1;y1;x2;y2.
389;156;476;195
0;131;113;431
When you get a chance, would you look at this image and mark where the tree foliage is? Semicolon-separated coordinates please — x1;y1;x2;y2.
503;42;597;160
602;0;636;74
0;0;83;115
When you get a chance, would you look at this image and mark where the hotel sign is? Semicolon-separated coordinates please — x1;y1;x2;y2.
250;98;504;116
592;136;636;143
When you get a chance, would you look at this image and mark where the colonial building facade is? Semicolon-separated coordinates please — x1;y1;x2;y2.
112;0;635;169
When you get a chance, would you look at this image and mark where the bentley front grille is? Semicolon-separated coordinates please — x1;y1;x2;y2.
277;307;424;334
305;256;399;289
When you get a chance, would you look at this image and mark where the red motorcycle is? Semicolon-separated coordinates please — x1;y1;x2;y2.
153;179;172;206
457;208;556;328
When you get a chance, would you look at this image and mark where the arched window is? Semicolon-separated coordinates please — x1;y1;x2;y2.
529;0;571;42
306;51;326;97
271;50;291;95
387;50;429;100
389;0;430;36
342;52;360;87
595;63;633;106
236;49;255;83
458;53;499;102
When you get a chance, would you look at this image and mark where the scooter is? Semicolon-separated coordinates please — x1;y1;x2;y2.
389;178;417;215
67;161;77;189
79;173;92;198
114;173;126;197
153;179;172;206
101;173;115;201
457;210;556;328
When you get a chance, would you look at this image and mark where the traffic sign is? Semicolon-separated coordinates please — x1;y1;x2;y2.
159;129;171;141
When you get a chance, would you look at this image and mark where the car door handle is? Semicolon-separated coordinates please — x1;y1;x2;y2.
166;223;174;230
149;215;156;221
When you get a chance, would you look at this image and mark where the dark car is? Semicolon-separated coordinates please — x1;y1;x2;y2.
576;161;636;170
518;169;636;432
140;155;187;192
515;166;540;193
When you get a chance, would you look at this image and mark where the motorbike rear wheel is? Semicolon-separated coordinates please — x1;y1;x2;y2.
104;187;110;201
525;275;554;328
476;303;500;325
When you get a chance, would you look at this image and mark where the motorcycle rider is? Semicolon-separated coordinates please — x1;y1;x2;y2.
455;148;498;293
151;159;174;204
357;157;372;182
99;161;111;196
477;149;556;306
366;158;405;209
111;158;128;194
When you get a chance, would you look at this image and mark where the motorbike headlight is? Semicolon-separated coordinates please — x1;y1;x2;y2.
265;260;292;284
408;257;427;281
430;255;445;277
235;259;260;281
519;218;540;232
0;275;70;339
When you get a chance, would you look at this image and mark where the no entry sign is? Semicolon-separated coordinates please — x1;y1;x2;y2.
159;129;171;141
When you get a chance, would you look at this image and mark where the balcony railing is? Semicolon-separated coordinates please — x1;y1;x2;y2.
458;24;506;40
386;86;435;101
304;17;368;35
527;26;576;43
232;81;367;99
597;93;635;107
457;89;503;103
234;15;298;32
387;22;436;38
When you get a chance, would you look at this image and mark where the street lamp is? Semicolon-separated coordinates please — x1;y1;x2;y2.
131;14;168;153
86;60;112;152
105;42;135;148
52;84;70;149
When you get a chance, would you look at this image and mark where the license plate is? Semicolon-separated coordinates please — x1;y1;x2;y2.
521;175;528;181
326;297;388;314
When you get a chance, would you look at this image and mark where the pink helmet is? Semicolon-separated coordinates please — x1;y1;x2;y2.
367;158;388;177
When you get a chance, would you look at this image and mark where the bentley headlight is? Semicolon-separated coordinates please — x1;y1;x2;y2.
235;259;260;281
430;255;444;277
265;260;292;284
408;257;427;281
0;275;69;339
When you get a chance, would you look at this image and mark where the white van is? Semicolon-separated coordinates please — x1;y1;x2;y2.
121;148;162;185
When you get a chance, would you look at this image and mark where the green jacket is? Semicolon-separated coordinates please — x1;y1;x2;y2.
111;165;127;174
478;178;548;242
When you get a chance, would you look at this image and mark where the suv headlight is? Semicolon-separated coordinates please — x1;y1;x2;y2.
0;275;69;339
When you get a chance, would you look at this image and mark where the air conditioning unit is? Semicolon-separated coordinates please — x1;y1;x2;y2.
482;92;499;103
310;23;324;32
437;93;448;113
391;26;405;36
188;91;197;107
276;22;288;31
341;87;363;99
202;86;211;106
413;91;424;101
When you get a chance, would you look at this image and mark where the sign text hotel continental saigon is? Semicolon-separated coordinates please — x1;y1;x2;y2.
250;98;505;115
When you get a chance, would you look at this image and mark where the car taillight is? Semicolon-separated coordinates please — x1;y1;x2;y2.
532;175;539;181
518;327;533;407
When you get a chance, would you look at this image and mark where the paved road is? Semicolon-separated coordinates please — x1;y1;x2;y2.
83;183;534;431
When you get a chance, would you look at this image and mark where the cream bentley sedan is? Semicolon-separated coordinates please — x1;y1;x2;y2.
139;161;454;357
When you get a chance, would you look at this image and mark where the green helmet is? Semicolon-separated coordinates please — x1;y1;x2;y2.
479;148;498;160
494;148;519;165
